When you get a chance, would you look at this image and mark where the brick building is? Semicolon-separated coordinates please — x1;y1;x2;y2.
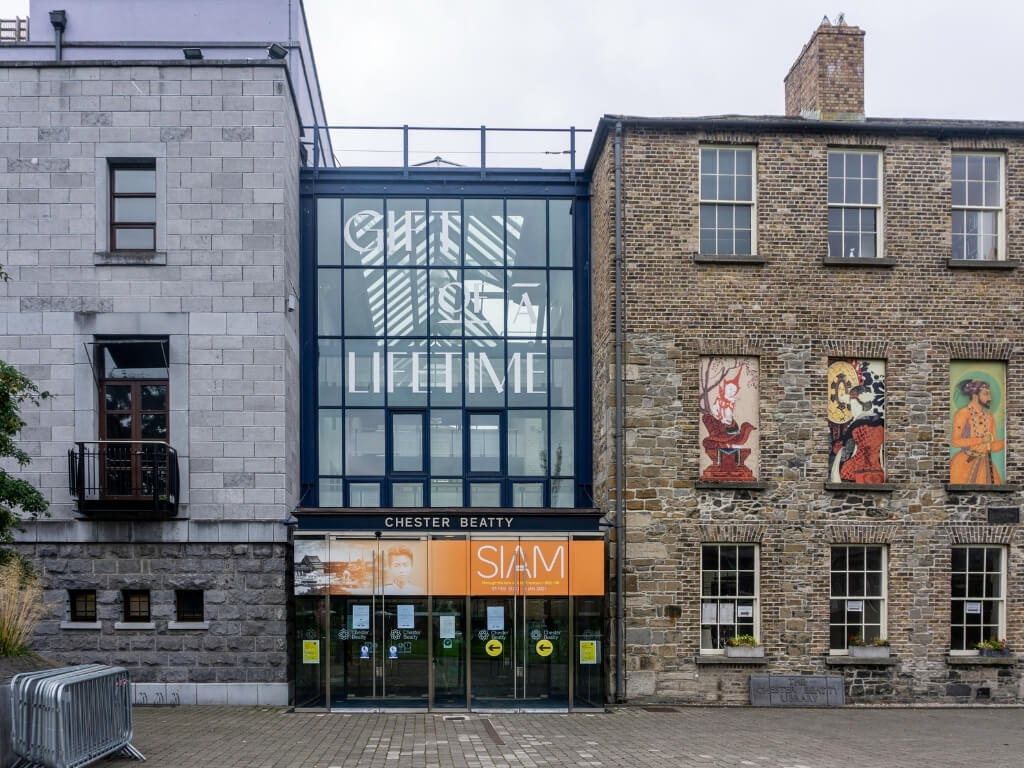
587;17;1024;703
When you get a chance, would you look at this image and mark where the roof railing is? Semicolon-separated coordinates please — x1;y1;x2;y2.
302;124;592;181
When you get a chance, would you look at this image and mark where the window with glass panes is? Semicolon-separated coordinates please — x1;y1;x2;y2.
69;590;97;622
699;147;756;256
830;546;886;651
122;589;150;622
700;544;758;651
827;150;881;258
109;160;156;252
952;153;1004;261
951;546;1005;651
315;197;578;508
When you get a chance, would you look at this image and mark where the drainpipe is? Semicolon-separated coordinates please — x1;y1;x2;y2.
49;10;67;62
613;121;625;704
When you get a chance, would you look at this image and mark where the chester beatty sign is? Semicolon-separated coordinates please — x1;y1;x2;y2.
296;508;603;534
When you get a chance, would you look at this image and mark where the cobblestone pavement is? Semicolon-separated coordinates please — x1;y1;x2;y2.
107;706;1024;768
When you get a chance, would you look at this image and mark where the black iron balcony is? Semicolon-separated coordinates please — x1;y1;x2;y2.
68;441;179;518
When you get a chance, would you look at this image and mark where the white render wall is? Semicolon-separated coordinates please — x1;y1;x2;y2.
0;61;302;536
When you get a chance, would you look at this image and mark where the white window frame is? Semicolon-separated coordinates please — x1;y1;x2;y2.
698;145;758;256
699;543;760;654
827;149;884;259
951;152;1006;261
829;545;888;655
950;545;1007;655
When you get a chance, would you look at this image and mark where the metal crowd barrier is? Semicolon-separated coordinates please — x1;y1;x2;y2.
9;665;145;768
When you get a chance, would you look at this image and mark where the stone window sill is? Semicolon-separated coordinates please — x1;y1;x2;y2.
114;621;156;631
59;621;102;630
822;256;897;267
695;654;769;665
695;481;769;491
94;250;167;266
168;621;210;631
825;482;896;492
825;655;899;666
946;258;1019;270
693;253;766;265
946;653;1017;666
946;483;1019;493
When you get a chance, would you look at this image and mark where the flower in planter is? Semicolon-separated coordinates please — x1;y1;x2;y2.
727;633;759;648
848;634;864;647
975;637;1007;651
870;637;890;647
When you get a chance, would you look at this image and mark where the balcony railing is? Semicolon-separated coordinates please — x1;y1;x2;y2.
68;441;179;518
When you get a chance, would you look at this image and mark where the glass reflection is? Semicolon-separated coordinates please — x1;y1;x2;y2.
430;410;462;475
343;199;384;266
344;268;385;336
506;199;545;267
508;410;547;475
469;414;500;473
465;199;504;267
387;269;428;336
549;200;573;267
428;199;461;266
387;199;427;266
345;410;385;475
317;198;341;266
506;269;546;337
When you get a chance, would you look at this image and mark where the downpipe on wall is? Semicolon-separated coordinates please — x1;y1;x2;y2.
613;121;625;704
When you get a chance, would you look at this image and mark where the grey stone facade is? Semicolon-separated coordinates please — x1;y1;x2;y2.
0;59;303;705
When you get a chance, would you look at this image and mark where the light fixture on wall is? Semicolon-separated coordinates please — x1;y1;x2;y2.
267;43;288;60
287;293;297;312
182;48;203;61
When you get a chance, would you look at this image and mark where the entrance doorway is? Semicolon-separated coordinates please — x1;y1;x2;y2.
327;537;429;709
292;532;604;712
469;537;570;709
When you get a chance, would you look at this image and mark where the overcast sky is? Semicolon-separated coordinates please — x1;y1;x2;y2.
300;0;1024;165
7;0;1022;164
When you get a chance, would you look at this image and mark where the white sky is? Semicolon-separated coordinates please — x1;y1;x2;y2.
301;0;1024;166
6;0;1023;165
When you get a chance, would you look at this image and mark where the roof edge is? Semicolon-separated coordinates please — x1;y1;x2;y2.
584;114;1024;173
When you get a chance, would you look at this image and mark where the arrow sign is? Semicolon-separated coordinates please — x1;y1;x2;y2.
485;638;503;657
535;639;554;657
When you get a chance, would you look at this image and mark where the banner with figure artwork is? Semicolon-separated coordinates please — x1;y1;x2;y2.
827;359;885;484
699;357;759;482
950;361;1006;485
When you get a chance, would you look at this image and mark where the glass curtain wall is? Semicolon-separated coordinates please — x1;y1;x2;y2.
316;197;576;508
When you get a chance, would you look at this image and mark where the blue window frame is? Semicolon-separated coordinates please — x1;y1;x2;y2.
304;184;589;510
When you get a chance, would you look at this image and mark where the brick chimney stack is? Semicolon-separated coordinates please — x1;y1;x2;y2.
784;15;865;120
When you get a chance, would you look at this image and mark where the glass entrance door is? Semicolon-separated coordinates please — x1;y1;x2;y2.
328;537;429;709
469;537;570;710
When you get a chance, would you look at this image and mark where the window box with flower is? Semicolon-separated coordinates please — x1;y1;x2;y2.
976;638;1010;658
848;634;890;659
724;634;765;658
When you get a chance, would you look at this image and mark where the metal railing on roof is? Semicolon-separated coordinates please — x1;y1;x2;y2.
0;16;29;42
303;124;592;180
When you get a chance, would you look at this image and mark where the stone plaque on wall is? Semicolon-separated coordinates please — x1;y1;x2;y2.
750;675;845;707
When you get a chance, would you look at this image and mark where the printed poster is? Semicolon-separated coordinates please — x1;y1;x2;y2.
579;640;598;665
439;615;456;639
302;640;320;664
949;361;1006;485
397;604;415;629
352;604;370;630
487;605;505;631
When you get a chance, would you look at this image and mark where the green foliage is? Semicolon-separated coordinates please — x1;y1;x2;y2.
0;264;51;557
727;633;759;647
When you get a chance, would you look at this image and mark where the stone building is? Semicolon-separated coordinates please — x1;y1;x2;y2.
0;0;329;705
3;3;1023;709
587;17;1024;704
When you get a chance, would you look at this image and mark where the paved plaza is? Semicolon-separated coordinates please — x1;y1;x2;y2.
106;706;1024;768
